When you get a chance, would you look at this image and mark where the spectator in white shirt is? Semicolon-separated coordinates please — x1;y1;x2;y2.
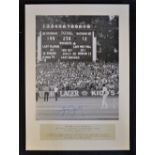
54;86;59;101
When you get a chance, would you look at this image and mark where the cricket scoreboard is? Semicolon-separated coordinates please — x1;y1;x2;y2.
39;24;93;61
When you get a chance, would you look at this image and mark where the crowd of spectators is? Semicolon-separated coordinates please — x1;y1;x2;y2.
36;61;119;95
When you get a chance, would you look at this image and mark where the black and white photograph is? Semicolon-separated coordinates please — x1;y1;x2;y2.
36;16;119;120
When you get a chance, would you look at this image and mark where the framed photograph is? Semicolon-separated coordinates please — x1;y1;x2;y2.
20;0;136;154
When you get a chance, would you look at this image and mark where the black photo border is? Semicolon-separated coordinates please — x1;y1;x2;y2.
19;0;136;155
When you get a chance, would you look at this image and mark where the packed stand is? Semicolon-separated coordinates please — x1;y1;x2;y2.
36;61;119;95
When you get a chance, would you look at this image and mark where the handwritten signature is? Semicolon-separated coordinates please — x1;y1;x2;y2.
61;105;83;116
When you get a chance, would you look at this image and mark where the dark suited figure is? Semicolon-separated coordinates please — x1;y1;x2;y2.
36;87;39;102
44;85;49;102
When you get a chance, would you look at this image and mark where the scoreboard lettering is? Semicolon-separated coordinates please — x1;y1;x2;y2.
40;24;93;61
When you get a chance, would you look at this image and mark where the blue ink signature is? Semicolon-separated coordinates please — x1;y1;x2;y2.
61;105;83;116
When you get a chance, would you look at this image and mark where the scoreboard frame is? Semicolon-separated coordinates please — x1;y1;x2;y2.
37;22;95;62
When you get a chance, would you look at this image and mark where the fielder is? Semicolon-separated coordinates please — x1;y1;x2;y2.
101;84;109;109
54;85;59;101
